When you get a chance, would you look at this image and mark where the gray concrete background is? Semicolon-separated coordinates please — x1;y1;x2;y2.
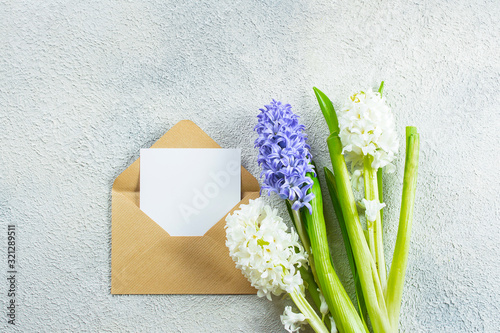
1;0;499;332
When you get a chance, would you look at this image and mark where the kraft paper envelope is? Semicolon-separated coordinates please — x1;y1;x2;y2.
111;120;259;294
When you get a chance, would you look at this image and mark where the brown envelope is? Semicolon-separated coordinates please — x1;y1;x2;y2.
111;120;259;294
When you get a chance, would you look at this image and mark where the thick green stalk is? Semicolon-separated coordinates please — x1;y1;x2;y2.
327;135;391;332
314;87;391;332
385;127;420;330
324;167;368;328
289;289;330;333
363;157;387;293
304;174;367;333
365;213;376;263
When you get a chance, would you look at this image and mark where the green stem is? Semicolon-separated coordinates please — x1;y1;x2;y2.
288;198;331;330
377;168;384;224
366;218;376;265
378;81;385;226
363;156;387;293
304;174;367;333
286;201;321;297
314;86;391;332
324;167;369;330
385;127;420;330
288;197;334;330
299;266;332;331
326;135;391;333
289;289;329;333
287;200;312;258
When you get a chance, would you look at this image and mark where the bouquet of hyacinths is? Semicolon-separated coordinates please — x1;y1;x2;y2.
225;84;419;333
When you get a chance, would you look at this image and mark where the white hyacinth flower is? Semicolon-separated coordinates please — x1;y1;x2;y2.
225;198;308;300
329;316;338;333
361;198;386;222
338;88;399;176
280;306;307;333
317;288;329;316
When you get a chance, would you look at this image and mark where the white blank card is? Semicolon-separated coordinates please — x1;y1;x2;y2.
140;148;241;236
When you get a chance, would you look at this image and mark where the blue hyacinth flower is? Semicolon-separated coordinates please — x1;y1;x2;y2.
254;100;315;213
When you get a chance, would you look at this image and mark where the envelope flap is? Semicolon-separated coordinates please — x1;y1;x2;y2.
151;120;221;149
112;120;259;194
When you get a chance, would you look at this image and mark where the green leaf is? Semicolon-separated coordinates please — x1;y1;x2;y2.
313;87;339;135
378;81;385;96
324;167;354;273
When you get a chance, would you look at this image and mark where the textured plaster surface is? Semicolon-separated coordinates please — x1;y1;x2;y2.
0;0;499;332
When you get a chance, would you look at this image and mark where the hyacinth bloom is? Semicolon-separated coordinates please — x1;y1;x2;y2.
361;198;386;222
225;198;329;333
225;198;307;299
338;89;399;175
280;306;307;333
254;100;315;213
